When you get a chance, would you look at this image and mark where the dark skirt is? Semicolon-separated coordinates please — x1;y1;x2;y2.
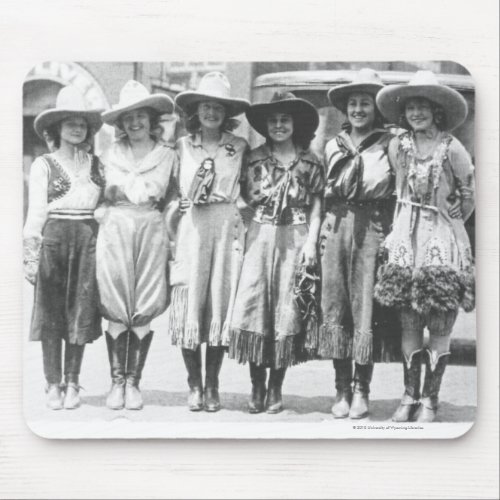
30;218;102;345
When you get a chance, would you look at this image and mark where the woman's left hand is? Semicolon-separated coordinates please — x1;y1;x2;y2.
301;241;317;268
447;197;462;219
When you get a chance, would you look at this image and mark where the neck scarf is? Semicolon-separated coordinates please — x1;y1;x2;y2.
327;130;385;201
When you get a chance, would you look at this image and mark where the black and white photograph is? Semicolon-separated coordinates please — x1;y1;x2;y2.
22;60;477;439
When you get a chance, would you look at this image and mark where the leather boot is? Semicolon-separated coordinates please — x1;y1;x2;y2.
349;363;373;419
331;358;352;419
204;346;224;412
248;363;267;414
63;343;85;410
45;383;64;410
182;347;203;411
42;337;63;410
125;331;153;410
105;331;128;410
266;367;286;414
392;350;422;422
415;349;449;423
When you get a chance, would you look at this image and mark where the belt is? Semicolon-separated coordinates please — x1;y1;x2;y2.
253;205;307;226
48;209;95;220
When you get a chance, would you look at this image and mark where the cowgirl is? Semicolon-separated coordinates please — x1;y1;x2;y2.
167;72;250;412
318;69;395;419
98;81;178;410
24;86;104;410
228;92;324;414
375;71;475;422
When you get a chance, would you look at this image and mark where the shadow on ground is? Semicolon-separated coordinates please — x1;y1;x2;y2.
83;391;476;423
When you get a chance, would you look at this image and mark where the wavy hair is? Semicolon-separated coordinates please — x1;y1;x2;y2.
398;98;448;131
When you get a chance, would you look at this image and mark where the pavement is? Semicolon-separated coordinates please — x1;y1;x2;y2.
22;282;477;438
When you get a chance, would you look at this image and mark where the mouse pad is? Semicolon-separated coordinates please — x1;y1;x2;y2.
22;60;476;439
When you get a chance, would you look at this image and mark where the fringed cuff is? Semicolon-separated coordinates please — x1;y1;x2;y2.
168;286;200;350
353;330;373;365
374;264;413;308
208;321;229;347
318;322;352;359
411;265;462;315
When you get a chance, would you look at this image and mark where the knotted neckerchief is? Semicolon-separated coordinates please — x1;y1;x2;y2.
326;130;385;201
187;157;216;204
265;151;302;221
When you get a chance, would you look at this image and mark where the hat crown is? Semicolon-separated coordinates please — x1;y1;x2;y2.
407;70;441;87
116;80;151;108
270;91;297;103
195;72;232;100
350;68;384;87
54;86;89;111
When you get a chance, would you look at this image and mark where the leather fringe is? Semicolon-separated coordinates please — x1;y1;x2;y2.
353;330;373;365
228;328;299;369
318;323;352;359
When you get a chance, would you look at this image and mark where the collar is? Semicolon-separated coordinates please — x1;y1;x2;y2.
250;143;314;169
187;131;233;149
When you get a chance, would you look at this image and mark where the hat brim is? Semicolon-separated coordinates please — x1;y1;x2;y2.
376;84;468;131
246;98;319;140
175;92;250;118
34;109;104;139
101;95;175;125
327;83;384;112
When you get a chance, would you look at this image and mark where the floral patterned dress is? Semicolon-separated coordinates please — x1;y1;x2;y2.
374;131;475;319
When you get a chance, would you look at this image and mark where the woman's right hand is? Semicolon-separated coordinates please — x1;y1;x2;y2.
179;197;192;214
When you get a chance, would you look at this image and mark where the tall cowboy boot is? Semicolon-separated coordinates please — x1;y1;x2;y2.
349;363;373;419
331;358;353;419
392;350;422;422
42;337;63;410
266;367;287;414
204;346;224;412
63;342;85;409
181;347;203;411
125;331;154;410
248;363;267;414
105;331;128;410
415;349;450;423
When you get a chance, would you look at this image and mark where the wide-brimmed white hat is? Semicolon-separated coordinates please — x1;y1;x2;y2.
102;80;174;125
34;86;103;139
328;68;385;113
376;70;468;131
175;72;250;118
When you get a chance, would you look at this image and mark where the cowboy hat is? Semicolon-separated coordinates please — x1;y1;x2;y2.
246;91;319;140
34;85;103;139
174;72;250;118
328;68;385;113
101;80;174;125
376;70;468;131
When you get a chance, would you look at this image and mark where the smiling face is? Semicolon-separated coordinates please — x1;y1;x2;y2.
59;116;89;146
266;112;294;145
404;97;435;132
120;108;152;142
346;92;376;132
197;101;226;131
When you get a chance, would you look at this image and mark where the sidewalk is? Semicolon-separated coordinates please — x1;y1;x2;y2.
23;282;477;436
